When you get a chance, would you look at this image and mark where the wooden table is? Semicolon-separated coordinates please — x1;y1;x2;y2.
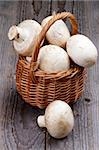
0;1;99;150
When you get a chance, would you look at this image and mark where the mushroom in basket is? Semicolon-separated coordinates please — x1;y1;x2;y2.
8;20;43;56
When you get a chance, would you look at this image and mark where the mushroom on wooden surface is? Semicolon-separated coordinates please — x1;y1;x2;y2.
41;15;70;48
67;34;98;67
37;45;70;73
8;20;42;56
37;100;74;139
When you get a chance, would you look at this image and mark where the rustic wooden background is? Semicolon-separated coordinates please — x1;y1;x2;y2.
0;0;99;150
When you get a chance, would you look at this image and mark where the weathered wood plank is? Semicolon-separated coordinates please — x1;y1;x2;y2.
0;2;19;150
0;1;51;150
46;1;99;150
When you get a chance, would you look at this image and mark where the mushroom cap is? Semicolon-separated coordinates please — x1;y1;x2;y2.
44;100;74;139
38;45;70;73
67;34;98;67
41;16;70;48
13;20;42;56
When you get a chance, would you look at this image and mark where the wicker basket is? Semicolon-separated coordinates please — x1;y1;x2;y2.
16;12;86;109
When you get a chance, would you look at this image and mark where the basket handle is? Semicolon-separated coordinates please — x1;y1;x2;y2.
30;12;78;81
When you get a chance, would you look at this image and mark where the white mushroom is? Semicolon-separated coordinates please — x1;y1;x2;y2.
41;15;70;48
37;100;74;139
37;45;70;73
67;34;98;67
8;20;42;56
26;56;32;63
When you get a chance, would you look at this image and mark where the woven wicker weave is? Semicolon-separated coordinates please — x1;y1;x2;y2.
16;12;86;109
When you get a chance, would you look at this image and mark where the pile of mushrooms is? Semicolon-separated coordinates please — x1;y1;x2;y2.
8;13;98;139
8;15;98;72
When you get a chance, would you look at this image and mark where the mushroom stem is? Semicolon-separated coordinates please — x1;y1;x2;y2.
37;115;45;128
8;25;28;42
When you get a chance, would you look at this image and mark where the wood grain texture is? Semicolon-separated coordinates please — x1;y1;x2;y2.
0;0;99;150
